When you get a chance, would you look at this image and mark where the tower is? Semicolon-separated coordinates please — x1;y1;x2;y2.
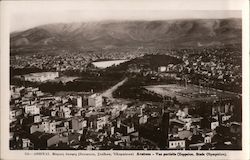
160;110;170;149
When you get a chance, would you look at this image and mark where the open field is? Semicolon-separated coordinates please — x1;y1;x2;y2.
145;84;240;103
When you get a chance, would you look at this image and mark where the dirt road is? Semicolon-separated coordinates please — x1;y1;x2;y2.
101;77;128;100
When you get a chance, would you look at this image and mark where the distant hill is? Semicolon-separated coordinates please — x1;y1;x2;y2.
10;19;242;54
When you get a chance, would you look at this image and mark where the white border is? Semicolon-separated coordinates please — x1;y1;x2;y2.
1;0;249;160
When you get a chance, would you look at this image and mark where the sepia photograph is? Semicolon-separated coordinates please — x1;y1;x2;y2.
1;0;249;160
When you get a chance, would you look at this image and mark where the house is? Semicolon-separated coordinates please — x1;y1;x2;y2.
71;117;87;132
30;123;44;134
30;131;60;149
41;120;50;133
110;126;115;135
33;115;41;123
139;115;148;124
51;110;57;117
49;120;62;133
204;136;212;144
88;94;103;107
222;114;231;122
10;109;17;123
211;121;219;130
96;116;108;131
117;123;135;135
56;123;67;134
40;133;60;148
24;105;40;115
212;103;234;116
168;138;186;149
61;107;71;118
158;66;167;72
22;138;33;149
72;96;82;108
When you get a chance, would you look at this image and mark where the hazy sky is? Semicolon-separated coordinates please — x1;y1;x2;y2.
6;0;242;32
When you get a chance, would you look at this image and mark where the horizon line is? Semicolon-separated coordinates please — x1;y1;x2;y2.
11;17;241;33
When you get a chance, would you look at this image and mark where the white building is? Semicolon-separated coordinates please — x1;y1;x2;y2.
49;121;61;134
88;94;102;107
222;115;231;122
22;138;32;149
23;72;59;82
33;115;41;123
96;116;108;131
10;110;17;123
61;107;71;118
169;139;186;149
25;105;40;115
211;121;219;130
158;66;167;72
110;126;115;135
204;136;212;144
41;121;50;133
139;115;148;124
76;96;82;108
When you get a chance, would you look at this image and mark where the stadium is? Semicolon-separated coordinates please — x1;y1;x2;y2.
145;84;239;103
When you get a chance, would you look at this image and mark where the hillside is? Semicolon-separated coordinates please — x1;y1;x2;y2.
10;19;242;55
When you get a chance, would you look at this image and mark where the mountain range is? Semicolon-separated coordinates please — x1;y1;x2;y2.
10;19;242;53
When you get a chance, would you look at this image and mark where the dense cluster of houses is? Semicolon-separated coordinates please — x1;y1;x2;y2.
10;85;146;149
10;84;241;150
